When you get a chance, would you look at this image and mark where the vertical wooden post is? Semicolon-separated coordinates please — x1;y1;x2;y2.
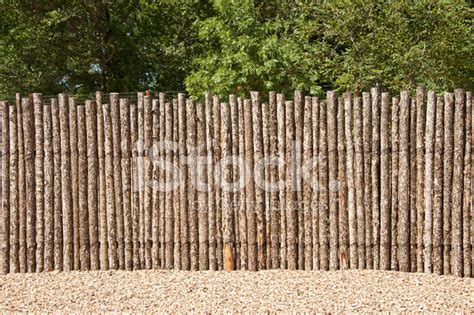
32;94;44;272
362;92;372;269
354;96;365;269
1;101;10;274
302;96;313;270
143;96;153;269
120;98;133;271
244;98;257;271
172;99;181;270
164;102;175;269
85;100;99;270
110;93;124;269
380;92;391;270
23;96;36;272
96;92;108;270
268;92;280;269
371;88;380;269
390;97;400;271
237;97;248;270
318;100;329;271
151;99;160;268
344;93;357;269
311;96;320;270
51;99;63;271
415;87;426;273
285;100;297;270
158;94;166;268
178;94;189;270
230;95;241;269
137;92;145;268
77;105;90;270
423;91;436;273
251;92;266;270
442;92;454;275
204;93;216;270
213;96;223;270
433;96;444;275
294;90;304;269
17;94;27;273
196;102;208;270
130;102;141;270
276;94;286;269
69;98;80;270
463;92;472;277
409;98;417;272
262;101;271;270
187;99;198;270
337;96;348;270
221;103;235;271
9;102;19;273
43;103;54;272
452;89;465;277
327;92;339;271
398;91;411;272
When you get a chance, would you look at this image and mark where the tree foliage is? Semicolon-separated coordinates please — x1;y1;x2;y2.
0;0;472;99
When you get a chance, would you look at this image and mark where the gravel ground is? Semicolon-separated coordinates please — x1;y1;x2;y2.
0;269;472;313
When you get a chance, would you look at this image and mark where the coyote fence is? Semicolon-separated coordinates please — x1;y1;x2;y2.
0;88;472;277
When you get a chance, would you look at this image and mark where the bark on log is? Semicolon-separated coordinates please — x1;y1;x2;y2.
17;95;27;272
158;94;166;267
9;102;19;272
143;96;153;269
354;96;365;269
302;96;313;270
69;98;79;270
1;101;10;274
276;94;286;269
237;97;248;270
261;100;270;270
409;98;417;272
172;99;180;270
151;99;160;268
380;92;391;270
285;100;297;270
415;87;426;272
318;101;329;271
137;92;145;268
294;90;304;269
230;95;241;269
178;94;189;270
390;97;400;271
43;103;54;272
311;97;320;270
371;88;380;269
463;91;472;277
433;96;444;275
213;96;223;270
187;99;199;271
362;92;373;269
337;96;348;270
164;102;175;269
130;102;141;270
196;102;208;270
33;94;44;272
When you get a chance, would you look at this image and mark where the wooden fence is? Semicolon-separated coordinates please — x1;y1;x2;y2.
0;88;472;277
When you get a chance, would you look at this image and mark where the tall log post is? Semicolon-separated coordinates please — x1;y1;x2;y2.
261;100;270;270
237;97;248;270
294;90;304;269
17;95;27;272
409;98;417;272
462;92;472;277
172;99;180;270
337;96;348;270
390;97;400;271
371;87;380;269
1;101;10;274
187;99;199;271
433;96;444;275
276;94;286;268
51;99;63;271
69;98;80;270
362;92;372;269
158;93;166;267
9;102;19;272
311;97;320;270
143;96;153;269
302;96;313;270
354;96;365;269
164;102;175;269
230;95;241;269
137;92;145;268
213;96;223;270
196;102;208;270
318;101;329;271
178;94;189;270
33;94;44;272
43;103;54;272
285;100;297;270
130;102;141;270
380;92;391;270
415;87;426;272
151;99;160;268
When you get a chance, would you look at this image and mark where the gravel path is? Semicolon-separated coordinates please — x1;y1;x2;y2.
1;270;472;313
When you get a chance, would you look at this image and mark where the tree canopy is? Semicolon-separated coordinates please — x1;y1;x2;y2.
0;0;472;99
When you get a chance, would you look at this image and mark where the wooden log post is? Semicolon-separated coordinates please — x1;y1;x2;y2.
196;102;208;270
69;98;80;270
268;92;280;269
463;92;472;277
103;103;118;269
433;96;444;275
362;92;372;269
187;99;199;271
380;92;391;270
17;95;27;273
137;92;145;268
178;94;189;270
442;92;454;275
398;91;411;272
43;103;54;272
96;92;108;270
244;98;257;271
285;100;297;270
423;91;436;273
86;100;99;270
23;96;36;272
302;96;313;270
452;89;465;277
251;92;266;270
164;102;175;269
353;96;365;269
33;94;44;272
1;101;10;274
143;96;153;269
237;97;248;270
318;100;329;271
130;102;141;270
230;95;241;269
204;93;216;270
51;99;63;271
344;93;357;269
327;92;339;271
337;96;348;270
213;96;223;270
311;97;320;270
151;99;160;268
371;87;380;270
294;90;304;269
9;102;19;273
390;97;400;271
77;105;90;270
276;94;286;269
120;99;133;271
415;87;426;273
221;103;235;271
158;94;166;267
409;98;417;272
261;101;271;270
172;99;180;270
